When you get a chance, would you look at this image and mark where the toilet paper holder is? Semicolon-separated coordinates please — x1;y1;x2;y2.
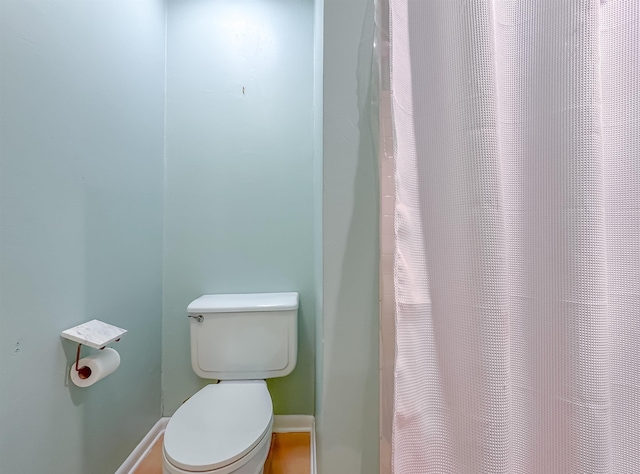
73;340;120;378
61;319;127;377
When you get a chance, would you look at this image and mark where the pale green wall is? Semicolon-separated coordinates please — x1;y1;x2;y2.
0;1;377;471
0;1;166;473
317;0;379;472
162;0;316;416
313;0;325;427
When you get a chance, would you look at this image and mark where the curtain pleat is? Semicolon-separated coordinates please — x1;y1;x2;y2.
390;1;640;472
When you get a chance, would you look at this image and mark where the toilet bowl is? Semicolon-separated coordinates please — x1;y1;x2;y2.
163;292;298;474
163;381;273;474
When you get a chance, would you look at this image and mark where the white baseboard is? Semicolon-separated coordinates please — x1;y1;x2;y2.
272;414;315;433
115;417;169;474
311;418;317;474
115;415;316;474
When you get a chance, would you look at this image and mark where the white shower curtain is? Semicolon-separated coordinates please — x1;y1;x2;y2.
390;1;640;472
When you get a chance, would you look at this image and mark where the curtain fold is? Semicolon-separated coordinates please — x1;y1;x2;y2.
390;1;640;472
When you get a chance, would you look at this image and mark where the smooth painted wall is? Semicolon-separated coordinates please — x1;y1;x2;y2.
0;1;166;473
313;0;325;433
162;0;316;416
317;0;379;472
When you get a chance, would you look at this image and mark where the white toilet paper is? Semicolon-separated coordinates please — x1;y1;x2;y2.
70;347;121;388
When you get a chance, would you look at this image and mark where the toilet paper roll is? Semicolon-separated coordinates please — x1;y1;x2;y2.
70;347;120;388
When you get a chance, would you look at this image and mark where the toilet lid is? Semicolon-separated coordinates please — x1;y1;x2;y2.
164;381;273;472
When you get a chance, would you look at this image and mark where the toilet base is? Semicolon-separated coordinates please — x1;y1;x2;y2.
162;422;272;474
163;465;264;474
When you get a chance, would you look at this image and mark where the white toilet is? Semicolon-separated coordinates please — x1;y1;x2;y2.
163;292;299;474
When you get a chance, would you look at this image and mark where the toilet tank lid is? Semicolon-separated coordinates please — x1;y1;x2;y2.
187;292;299;314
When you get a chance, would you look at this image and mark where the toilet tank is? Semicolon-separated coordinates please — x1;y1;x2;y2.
187;292;298;380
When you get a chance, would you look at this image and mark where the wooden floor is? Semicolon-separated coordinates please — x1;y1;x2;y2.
264;432;311;474
135;432;311;474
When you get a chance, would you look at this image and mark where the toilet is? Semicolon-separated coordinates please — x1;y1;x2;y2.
163;292;299;474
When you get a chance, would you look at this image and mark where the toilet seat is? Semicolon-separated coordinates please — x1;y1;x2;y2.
164;381;273;472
